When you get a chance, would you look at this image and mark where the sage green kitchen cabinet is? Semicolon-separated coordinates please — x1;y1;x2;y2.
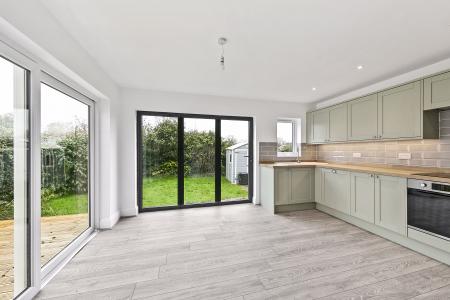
424;71;450;110
377;81;422;139
291;168;314;204
375;175;407;236
274;168;291;205
315;168;323;204
275;168;314;205
329;103;348;142
312;109;329;143
306;112;313;144
322;168;350;214
347;94;378;141
350;172;375;223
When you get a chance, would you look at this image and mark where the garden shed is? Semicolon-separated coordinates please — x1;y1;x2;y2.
225;142;248;184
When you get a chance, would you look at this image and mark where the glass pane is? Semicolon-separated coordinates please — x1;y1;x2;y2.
141;116;178;208
221;120;249;202
184;118;215;204
0;56;29;298
277;121;293;152
40;84;90;266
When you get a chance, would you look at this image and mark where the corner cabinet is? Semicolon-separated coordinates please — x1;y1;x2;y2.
274;167;314;205
311;103;347;143
374;175;407;236
424;70;450;110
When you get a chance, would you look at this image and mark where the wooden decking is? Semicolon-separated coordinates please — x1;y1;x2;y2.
0;214;88;300
36;204;450;299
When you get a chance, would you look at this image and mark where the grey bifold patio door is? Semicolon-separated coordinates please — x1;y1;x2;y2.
137;112;253;212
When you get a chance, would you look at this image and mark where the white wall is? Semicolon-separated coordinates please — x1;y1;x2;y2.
0;0;121;228
118;88;312;215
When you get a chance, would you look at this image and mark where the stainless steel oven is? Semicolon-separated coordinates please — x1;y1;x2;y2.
407;179;450;241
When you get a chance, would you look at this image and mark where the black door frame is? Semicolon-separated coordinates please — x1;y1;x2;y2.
137;111;254;212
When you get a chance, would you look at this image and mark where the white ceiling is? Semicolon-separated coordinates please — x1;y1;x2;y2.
40;0;450;103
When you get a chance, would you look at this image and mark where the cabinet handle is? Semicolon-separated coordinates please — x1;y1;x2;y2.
378;135;382;139
332;169;337;174
370;174;374;178
373;135;377;139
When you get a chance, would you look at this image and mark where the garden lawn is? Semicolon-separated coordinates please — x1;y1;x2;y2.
142;176;248;207
41;194;88;217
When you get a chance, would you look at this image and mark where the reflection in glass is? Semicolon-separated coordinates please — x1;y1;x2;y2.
0;57;29;298
40;84;90;266
141;116;178;208
221;120;249;201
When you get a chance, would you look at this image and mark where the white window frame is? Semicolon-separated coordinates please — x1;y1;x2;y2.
276;118;301;157
0;40;99;300
39;72;96;286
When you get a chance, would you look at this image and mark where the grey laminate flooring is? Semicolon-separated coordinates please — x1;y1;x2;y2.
36;204;450;300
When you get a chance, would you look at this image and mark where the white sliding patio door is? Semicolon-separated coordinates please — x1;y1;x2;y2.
0;55;30;299
40;74;95;275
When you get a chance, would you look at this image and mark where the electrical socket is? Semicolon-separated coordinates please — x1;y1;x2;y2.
398;152;411;160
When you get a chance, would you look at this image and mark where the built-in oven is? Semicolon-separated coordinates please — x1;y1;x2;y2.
407;179;450;241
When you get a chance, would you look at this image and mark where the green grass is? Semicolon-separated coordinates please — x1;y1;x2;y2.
41;193;88;217
143;176;248;207
0;193;88;220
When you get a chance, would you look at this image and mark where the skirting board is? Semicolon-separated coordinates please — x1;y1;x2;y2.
316;203;450;265
275;202;316;213
99;210;120;229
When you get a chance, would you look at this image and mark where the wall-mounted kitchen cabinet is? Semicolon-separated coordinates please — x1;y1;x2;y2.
347;94;378;141
311;109;329;143
424;70;450;110
329;103;348;142
377;81;422;139
311;103;347;143
307;80;439;144
306;111;313;144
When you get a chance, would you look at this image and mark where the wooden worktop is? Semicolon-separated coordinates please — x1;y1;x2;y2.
260;161;450;183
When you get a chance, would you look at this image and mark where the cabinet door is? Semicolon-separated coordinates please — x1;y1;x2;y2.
291;168;314;204
306;112;313;144
323;169;351;214
329;103;348;142
275;168;291;205
315;168;323;204
424;71;450;110
350;172;375;223
347;94;378;141
378;81;422;139
312;109;329;143
375;175;407;236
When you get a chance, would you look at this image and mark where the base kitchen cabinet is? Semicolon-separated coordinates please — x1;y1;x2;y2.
350;172;375;223
375;175;407;236
322;168;350;214
260;165;316;213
